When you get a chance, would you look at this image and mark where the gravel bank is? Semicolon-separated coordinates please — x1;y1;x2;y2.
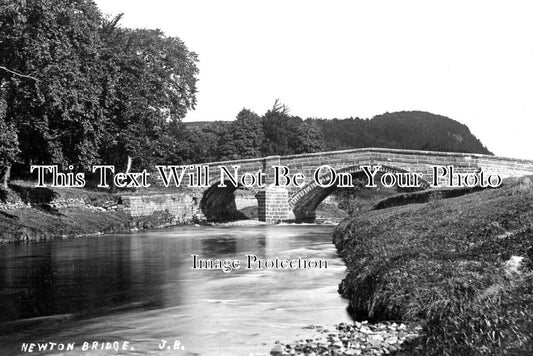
269;321;421;356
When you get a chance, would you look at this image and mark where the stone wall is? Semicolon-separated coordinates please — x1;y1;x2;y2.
120;193;204;224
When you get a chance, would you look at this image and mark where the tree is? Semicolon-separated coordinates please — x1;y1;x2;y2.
262;100;299;156
0;0;200;186
189;124;224;163
156;121;195;165
98;26;199;170
292;120;325;153
0;96;19;188
0;0;106;169
217;108;264;160
261;100;325;156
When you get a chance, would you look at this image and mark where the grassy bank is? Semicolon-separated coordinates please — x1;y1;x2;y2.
0;182;176;243
333;176;533;355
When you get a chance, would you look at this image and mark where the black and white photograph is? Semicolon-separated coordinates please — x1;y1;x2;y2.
1;1;532;355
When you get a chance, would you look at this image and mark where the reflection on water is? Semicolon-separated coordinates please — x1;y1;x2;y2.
0;225;351;355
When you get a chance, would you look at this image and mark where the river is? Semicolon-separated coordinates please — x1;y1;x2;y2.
0;224;352;356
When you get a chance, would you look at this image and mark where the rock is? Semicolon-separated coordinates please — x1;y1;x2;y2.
270;344;284;356
504;255;524;276
366;334;384;347
268;321;422;356
294;344;305;351
385;336;398;344
332;341;343;348
360;326;372;334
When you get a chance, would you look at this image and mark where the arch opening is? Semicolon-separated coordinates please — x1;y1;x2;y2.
200;181;258;221
290;165;429;222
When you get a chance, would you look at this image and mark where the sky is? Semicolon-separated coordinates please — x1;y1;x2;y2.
94;0;533;160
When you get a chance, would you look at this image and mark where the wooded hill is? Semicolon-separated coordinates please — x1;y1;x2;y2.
314;111;491;154
181;110;491;164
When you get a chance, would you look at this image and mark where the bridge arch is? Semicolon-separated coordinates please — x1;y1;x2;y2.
288;164;430;222
200;179;259;221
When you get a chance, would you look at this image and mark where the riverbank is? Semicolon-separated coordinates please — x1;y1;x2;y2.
0;183;338;243
0;180;385;244
0;182;189;243
332;176;533;355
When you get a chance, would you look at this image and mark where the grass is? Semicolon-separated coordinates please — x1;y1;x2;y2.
0;207;132;243
333;176;533;355
0;181;176;243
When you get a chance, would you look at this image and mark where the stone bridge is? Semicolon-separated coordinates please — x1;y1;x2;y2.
163;148;533;223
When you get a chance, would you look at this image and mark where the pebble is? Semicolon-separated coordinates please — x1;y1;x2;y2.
269;321;420;356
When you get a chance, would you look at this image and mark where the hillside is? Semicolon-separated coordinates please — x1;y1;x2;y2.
312;111;492;154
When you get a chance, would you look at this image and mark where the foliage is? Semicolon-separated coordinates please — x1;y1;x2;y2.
98;25;198;169
0;97;19;177
261;106;303;156
225;108;264;160
0;0;198;179
312;111;491;154
177;101;327;163
180;110;491;164
291;120;325;154
0;0;106;168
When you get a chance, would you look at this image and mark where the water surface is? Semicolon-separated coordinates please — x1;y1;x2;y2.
0;225;351;355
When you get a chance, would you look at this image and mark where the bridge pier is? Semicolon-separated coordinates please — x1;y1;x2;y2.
257;186;291;223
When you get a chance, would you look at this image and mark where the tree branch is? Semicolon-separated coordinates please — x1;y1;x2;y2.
0;66;40;81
